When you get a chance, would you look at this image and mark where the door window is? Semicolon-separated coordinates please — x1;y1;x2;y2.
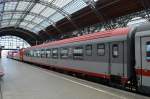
146;42;150;61
112;44;119;58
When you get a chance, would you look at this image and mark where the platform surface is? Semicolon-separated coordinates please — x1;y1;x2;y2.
0;58;149;99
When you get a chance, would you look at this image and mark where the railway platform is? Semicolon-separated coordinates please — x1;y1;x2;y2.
0;58;149;99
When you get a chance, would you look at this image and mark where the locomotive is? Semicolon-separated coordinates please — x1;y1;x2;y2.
8;23;150;95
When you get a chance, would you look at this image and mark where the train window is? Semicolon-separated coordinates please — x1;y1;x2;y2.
30;50;34;57
86;45;92;56
52;48;58;59
112;44;119;58
28;51;30;56
32;51;34;57
37;50;40;57
73;46;83;60
39;50;41;57
146;42;150;61
46;49;51;58
41;49;46;58
60;48;68;59
34;50;37;57
27;51;29;56
97;44;105;56
40;50;43;58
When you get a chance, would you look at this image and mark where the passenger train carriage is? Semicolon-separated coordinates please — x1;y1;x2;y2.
8;23;150;95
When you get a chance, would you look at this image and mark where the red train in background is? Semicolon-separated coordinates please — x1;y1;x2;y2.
7;50;19;59
7;23;150;95
7;49;24;61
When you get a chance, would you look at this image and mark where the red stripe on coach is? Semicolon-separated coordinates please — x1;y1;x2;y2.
136;69;150;77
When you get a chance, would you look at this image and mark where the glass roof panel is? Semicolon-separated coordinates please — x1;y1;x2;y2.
32;26;42;33
16;1;30;11
26;23;36;29
53;0;73;8
31;3;46;14
1;22;9;27
35;25;46;32
12;14;23;19
31;29;38;33
40;20;51;27
32;17;44;24
0;4;4;12
19;25;25;28
20;21;28;26
1;20;10;23
4;2;17;11
64;0;87;14
26;27;32;30
25;15;35;21
2;14;12;20
50;12;64;22
0;0;88;33
40;7;56;17
9;20;18;25
20;26;35;33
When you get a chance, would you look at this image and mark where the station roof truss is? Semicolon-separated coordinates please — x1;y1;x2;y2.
0;0;97;34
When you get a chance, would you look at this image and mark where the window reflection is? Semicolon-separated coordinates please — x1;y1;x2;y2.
146;42;150;61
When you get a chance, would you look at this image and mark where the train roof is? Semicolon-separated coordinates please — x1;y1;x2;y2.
26;27;129;50
136;23;150;32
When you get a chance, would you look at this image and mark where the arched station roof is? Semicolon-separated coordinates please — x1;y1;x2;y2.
0;0;91;34
0;27;43;45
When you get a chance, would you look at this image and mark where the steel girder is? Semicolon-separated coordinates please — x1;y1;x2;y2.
83;0;105;21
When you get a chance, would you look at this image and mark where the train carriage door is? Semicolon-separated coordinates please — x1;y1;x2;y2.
140;37;150;87
110;41;124;84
